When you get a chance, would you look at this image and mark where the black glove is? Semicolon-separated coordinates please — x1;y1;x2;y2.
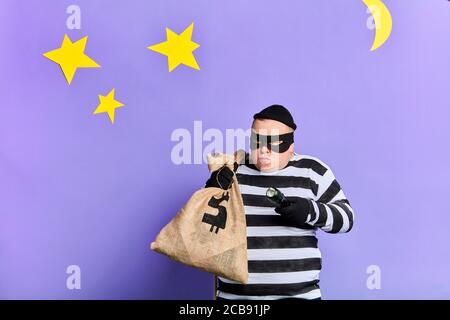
205;162;239;190
274;197;312;228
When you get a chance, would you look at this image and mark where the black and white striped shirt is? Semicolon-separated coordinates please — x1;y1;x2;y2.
216;152;354;300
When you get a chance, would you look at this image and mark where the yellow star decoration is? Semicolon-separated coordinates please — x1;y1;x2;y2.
93;89;124;124
148;22;200;72
43;34;100;84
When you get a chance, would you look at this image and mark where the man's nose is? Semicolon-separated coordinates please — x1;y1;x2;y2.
260;145;271;155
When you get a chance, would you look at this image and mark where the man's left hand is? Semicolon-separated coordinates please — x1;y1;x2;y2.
275;197;312;228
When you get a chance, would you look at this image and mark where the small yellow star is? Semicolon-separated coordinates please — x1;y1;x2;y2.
43;34;100;84
93;88;124;124
148;22;200;72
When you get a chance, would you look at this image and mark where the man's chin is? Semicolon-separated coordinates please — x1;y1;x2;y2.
257;162;275;172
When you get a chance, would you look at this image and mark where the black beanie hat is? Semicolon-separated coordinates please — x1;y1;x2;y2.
253;104;297;130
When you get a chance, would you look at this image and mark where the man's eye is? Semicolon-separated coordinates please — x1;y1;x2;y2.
270;141;282;146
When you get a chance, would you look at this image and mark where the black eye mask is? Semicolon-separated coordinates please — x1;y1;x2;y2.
250;132;294;153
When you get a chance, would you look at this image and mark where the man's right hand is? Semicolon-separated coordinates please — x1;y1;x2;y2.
205;163;238;190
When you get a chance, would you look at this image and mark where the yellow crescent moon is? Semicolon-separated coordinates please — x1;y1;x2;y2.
363;0;392;51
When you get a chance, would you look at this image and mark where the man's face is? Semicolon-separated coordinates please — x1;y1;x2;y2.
250;119;295;172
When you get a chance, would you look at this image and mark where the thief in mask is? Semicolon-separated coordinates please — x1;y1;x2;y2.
205;104;355;300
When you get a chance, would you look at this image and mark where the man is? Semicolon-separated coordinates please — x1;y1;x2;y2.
205;104;355;300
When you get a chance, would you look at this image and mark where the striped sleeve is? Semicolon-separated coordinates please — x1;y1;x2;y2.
306;164;354;234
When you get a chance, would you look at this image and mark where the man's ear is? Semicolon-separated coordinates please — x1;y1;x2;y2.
287;143;295;158
289;142;295;154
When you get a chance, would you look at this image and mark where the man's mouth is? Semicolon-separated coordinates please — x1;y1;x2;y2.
258;157;271;165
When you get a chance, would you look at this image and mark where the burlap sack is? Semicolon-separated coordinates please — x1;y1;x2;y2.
150;149;248;284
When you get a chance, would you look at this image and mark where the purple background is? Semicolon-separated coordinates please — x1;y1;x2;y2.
1;0;450;299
